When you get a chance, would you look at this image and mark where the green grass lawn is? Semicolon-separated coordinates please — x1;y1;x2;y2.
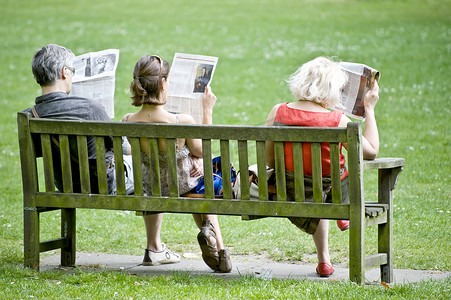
1;0;450;298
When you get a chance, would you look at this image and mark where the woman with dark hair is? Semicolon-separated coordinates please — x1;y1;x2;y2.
122;55;232;272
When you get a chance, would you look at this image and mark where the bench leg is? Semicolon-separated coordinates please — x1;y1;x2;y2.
61;208;76;267
378;167;402;283
24;209;40;270
349;218;365;285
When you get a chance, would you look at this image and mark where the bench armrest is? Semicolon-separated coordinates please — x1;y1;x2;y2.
363;158;405;170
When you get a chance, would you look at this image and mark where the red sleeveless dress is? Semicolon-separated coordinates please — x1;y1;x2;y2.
273;103;348;180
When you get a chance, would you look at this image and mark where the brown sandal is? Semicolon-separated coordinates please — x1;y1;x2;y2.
197;219;220;271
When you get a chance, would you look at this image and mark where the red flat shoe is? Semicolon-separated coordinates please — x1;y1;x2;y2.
316;262;335;277
337;220;350;231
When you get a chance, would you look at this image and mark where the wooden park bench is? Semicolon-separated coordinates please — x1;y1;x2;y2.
17;112;404;285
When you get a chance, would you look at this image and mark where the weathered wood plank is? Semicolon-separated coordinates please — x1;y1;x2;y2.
292;142;304;202
77;135;90;194
274;141;286;202
112;137;125;195
148;138;161;196
29;120;348;143
311;143;322;203
238;140;250;200
166;138;179;197
330;142;342;204
95;137;108;194
364;158;405;170
202;139;214;199
129;137;143;196
256;141;268;201
41;134;55;192
220;140;233;199
346;122;365;285
59;135;73;193
35;193;351;219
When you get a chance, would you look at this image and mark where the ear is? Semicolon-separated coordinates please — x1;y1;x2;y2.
160;78;166;90
61;67;68;80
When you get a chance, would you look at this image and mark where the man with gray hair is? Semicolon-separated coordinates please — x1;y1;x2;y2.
22;44;133;194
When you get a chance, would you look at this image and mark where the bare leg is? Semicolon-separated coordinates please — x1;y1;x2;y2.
312;219;331;264
192;213;203;228
143;213;164;251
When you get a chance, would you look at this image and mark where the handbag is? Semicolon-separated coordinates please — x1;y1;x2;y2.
232;164;275;199
194;156;237;196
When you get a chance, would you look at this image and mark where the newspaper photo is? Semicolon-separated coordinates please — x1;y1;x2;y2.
70;49;119;118
337;62;380;120
166;53;218;124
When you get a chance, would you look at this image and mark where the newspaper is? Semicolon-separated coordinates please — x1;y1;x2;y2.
70;49;119;118
337;62;380;120
165;53;218;124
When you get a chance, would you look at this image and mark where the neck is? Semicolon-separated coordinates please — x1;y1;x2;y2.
41;81;69;95
298;99;326;108
142;103;165;111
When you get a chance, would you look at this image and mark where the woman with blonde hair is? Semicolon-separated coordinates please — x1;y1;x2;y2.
265;56;380;277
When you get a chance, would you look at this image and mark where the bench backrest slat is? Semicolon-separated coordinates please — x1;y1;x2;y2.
311;143;323;203
202;139;214;199
220;140;233;199
40;134;55;192
274;141;287;202
94;136;108;194
129;137;143;196
256;140;268;201
59;135;73;193
113;136;126;195
292;142;305;202
28;120;348;142
166;138;179;198
77;135;91;194
147;138;161;196
238;140;250;200
330;142;342;204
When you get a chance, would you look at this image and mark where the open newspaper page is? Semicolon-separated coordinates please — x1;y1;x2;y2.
166;53;218;124
337;62;380;120
70;49;119;118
